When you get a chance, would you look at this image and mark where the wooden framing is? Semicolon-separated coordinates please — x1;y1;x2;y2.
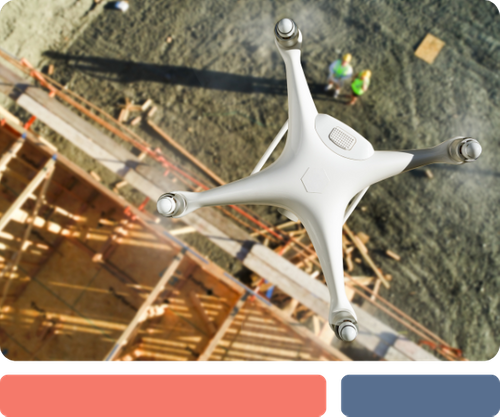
104;250;186;361
0;156;55;233
0;157;55;310
0;120;349;361
0;135;25;181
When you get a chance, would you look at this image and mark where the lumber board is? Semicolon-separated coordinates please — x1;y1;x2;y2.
148;120;226;185
214;299;336;361
197;293;248;361
0;156;55;233
189;290;217;336
0;159;55;309
343;224;390;288
104;249;185;361
17;93;131;176
415;33;446;64
0;63;23;98
0;135;24;179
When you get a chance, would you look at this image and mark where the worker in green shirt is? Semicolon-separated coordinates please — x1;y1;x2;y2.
349;70;371;105
325;53;353;98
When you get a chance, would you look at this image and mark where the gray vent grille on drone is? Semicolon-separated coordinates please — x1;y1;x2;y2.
329;128;356;150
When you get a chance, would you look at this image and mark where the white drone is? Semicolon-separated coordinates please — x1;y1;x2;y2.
157;18;481;342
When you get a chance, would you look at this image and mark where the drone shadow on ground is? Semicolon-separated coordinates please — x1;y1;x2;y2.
43;51;331;99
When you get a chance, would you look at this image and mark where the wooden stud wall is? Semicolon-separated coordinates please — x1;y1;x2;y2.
0;124;347;361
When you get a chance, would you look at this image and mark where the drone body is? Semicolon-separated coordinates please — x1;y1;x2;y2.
157;19;481;342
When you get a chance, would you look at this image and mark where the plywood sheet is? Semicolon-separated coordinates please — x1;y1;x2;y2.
415;33;445;64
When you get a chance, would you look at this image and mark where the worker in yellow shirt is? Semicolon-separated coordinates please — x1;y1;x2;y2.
325;53;353;98
349;70;371;105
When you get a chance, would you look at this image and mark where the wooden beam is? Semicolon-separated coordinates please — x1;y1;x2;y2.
371;279;382;301
345;276;375;287
92;221;130;263
28;319;58;360
104;249;185;361
17;92;133;176
294;250;318;269
189;291;217;336
343;224;390;289
197;293;248;361
148;120;226;186
276;220;301;230
312;315;321;335
415;33;446;65
318;321;335;345
252;299;352;361
141;99;152;112
169;226;196;236
282;298;299;317
0;155;56;233
66;237;139;286
0;158;55;309
0;105;22;125
0;134;25;181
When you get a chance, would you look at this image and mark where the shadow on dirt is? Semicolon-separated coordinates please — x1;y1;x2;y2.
44;51;333;99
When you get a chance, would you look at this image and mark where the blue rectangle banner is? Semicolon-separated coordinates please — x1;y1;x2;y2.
342;375;500;417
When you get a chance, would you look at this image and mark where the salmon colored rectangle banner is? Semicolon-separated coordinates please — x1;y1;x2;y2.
0;375;326;417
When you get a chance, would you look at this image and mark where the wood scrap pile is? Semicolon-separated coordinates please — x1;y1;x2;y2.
117;98;156;124
249;220;400;328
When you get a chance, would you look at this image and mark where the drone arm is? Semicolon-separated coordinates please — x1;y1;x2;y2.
363;137;482;187
275;20;318;150
157;170;283;218
278;45;318;124
301;206;358;340
402;137;481;172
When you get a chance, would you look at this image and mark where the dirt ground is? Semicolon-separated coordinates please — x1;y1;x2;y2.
1;0;499;360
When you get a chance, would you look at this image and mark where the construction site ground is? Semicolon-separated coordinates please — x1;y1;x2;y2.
1;0;499;360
